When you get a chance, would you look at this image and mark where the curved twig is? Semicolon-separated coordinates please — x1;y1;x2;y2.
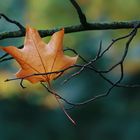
0;13;25;31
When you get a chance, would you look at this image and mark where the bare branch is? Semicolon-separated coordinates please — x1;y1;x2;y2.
0;57;13;63
0;45;23;63
0;13;25;31
62;24;140;88
0;18;140;40
0;0;140;111
70;0;88;26
4;65;80;82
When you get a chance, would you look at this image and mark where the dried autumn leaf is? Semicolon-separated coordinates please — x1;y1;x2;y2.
1;26;78;83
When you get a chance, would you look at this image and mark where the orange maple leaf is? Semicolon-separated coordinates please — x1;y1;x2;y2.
1;26;78;83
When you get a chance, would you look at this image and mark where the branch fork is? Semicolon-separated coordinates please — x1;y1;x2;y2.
1;0;140;113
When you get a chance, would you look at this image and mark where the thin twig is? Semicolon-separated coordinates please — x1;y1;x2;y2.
4;65;80;82
0;13;25;31
41;82;76;125
63;24;138;83
0;45;23;63
41;82;77;106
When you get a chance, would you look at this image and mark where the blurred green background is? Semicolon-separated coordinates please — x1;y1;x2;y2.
0;0;140;140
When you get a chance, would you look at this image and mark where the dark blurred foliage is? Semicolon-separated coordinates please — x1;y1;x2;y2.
0;0;140;140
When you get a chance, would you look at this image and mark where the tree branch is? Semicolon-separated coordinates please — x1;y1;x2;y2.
70;0;88;26
1;20;140;40
1;0;140;111
0;13;25;31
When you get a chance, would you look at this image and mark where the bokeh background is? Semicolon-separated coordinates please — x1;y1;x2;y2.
0;0;140;140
